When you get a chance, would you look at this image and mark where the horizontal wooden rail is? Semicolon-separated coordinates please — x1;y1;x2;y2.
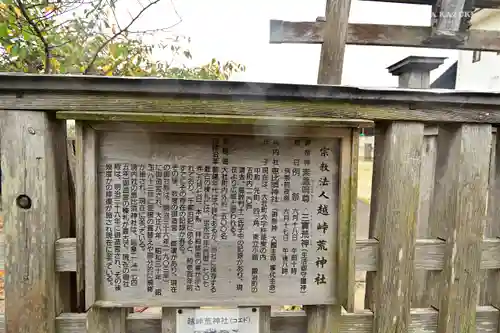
269;20;500;52
356;238;500;271
3;237;498;272
0;307;497;333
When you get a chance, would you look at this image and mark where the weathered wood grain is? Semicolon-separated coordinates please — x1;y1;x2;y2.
270;20;500;52
57;111;374;128
356;238;500;271
316;0;351;85
89;122;356;138
336;130;358;312
259;307;272;333
479;131;499;306
8;237;499;273
364;123;386;310
305;305;341;333
429;124;491;333
358;0;500;9
4;74;500;104
1;111;63;333
81;125;98;309
161;308;176;333
87;307;128;333
0;307;498;333
370;122;424;333
73;123;85;310
487;129;500;316
0;78;500;124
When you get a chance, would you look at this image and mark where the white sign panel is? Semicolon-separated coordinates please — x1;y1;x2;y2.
177;308;259;333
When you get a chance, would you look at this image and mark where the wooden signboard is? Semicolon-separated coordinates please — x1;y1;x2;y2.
90;126;341;307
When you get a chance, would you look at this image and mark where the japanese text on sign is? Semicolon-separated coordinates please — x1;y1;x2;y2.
98;133;338;305
177;308;258;333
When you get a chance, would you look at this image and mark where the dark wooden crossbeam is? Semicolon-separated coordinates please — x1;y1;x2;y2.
270;19;500;51
358;0;499;8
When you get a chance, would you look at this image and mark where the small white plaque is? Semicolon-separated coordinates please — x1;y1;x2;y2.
177;308;259;333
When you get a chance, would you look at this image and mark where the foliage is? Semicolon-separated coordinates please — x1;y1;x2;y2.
0;0;245;79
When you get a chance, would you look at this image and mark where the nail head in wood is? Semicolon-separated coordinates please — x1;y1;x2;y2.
16;194;32;210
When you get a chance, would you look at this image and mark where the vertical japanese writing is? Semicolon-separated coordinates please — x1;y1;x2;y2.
171;164;179;294
122;164;131;288
210;139;220;294
180;165;187;255
300;140;312;294
282;208;289;276
146;164;155;294
138;164;146;253
153;164;163;296
130;164;139;287
221;139;230;242
315;145;331;288
186;166;196;292
113;163;122;291
202;165;211;291
162;165;171;286
234;165;245;291
105;164;114;287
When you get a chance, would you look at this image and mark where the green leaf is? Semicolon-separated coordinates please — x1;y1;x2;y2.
0;23;8;38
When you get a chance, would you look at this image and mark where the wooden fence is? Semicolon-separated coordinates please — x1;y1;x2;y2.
0;74;499;333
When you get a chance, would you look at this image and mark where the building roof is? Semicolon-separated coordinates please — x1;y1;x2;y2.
430;61;457;89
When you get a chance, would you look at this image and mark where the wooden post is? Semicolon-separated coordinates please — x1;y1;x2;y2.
369;122;424;333
365;56;445;310
429;124;491;332
486;128;500;321
87;307;127;333
307;2;354;332
301;0;352;331
2;111;71;333
315;0;352;85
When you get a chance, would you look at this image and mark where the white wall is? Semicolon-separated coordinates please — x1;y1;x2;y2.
456;10;500;91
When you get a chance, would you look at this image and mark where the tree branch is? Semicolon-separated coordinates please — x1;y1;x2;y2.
16;0;52;73
83;0;160;74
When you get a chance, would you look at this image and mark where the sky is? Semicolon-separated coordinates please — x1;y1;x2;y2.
112;0;459;87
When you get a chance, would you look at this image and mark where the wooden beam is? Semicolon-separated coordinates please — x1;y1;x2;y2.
20;237;500;273
357;0;500;8
270;20;500;51
316;0;352;84
0;306;498;333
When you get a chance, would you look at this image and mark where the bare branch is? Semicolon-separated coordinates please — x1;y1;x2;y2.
16;0;52;73
83;0;160;74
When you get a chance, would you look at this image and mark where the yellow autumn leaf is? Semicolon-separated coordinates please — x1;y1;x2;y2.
44;5;55;14
102;65;113;76
50;58;60;72
13;7;21;18
5;45;12;54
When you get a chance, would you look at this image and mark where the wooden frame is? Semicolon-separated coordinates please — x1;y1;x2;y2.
74;120;355;309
